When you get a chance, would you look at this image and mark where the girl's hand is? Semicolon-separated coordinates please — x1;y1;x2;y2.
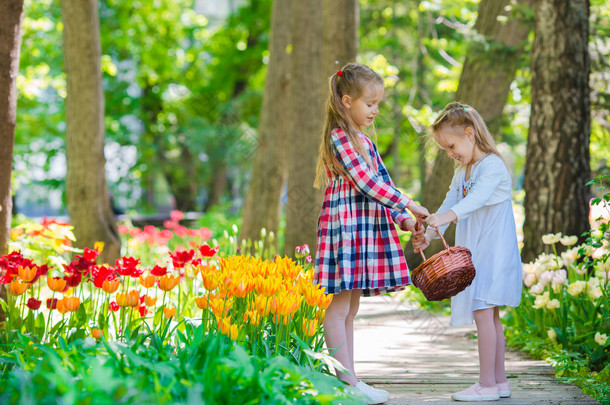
407;200;430;221
412;233;431;253
400;218;418;233
425;210;457;228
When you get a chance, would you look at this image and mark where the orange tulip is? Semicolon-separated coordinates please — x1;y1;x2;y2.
116;290;139;307
163;307;176;319
47;276;67;293
276;292;302;317
56;298;68;314
231;279;252;298
194;296;208;310
102;278;120;294
302;318;318;337
219;317;239;340
139;275;155;288
145;296;157;307
66;296;80;312
57;296;80;313
244;309;261;326
92;328;103;339
302;284;324;307
318;293;333;310
9;280;28;296
201;272;219;291
158;275;179;291
18;266;37;282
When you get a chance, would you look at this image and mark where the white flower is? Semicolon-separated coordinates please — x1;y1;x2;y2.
560;235;578;246
530;283;544;295
522;263;537;274
588;286;603;300
595;332;608;346
567;280;587;296
533;291;550;309
552;270;567;286
523;272;537;287
561;248;580;267
539;270;554;287
546;299;560;310
548;328;557;341
542;233;562;245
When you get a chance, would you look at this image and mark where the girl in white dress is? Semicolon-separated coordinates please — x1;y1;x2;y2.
413;102;522;402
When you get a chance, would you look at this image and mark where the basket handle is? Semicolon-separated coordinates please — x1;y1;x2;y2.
415;221;449;261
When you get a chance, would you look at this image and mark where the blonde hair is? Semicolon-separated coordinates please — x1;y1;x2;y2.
429;101;502;161
314;63;384;188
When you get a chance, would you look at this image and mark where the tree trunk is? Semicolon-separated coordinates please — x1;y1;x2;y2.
408;0;533;268
284;0;326;257
240;0;291;247
0;0;25;322
323;0;358;74
522;0;590;262
62;0;120;263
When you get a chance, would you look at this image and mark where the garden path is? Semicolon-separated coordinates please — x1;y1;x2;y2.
353;295;600;405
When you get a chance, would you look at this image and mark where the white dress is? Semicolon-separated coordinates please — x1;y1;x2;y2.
436;154;522;326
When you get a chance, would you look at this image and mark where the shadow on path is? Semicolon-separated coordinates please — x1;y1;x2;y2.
353;295;600;405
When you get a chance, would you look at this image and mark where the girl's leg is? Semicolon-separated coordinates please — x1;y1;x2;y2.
323;289;358;385
345;289;361;382
493;306;508;384
473;307;497;387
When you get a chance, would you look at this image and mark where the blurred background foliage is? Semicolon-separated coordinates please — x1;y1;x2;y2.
12;0;609;218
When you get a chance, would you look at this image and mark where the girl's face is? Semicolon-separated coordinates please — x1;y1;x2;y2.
435;125;482;166
342;84;383;128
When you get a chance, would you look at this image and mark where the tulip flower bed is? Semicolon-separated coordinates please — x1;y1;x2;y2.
503;176;610;403
0;215;364;404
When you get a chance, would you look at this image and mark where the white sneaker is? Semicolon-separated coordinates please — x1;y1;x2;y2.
356;381;390;404
451;382;500;402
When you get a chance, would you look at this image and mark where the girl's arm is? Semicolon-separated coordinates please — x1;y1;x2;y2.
446;157;508;221
332;129;421;217
375;145;415;226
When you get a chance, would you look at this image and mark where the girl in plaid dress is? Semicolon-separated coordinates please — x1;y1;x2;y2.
313;63;429;404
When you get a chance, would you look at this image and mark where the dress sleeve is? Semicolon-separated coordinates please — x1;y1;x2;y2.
435;169;461;236
331;128;411;213
374;143;413;226
450;157;509;221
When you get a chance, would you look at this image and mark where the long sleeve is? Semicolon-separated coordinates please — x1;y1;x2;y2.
374;143;412;226
435;170;461;235
331;128;411;213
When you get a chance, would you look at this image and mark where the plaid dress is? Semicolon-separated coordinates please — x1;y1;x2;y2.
314;128;412;297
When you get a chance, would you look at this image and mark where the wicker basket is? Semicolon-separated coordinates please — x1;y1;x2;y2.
411;226;476;301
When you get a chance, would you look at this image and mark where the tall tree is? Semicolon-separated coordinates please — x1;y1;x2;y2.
0;0;25;321
522;0;591;262
240;0;291;246
409;0;533;267
284;0;326;256
62;0;120;262
323;0;358;74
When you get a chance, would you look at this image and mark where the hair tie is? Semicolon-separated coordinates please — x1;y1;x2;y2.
337;70;343;77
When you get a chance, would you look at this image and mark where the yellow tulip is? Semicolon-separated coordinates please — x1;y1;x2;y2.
302;318;318;337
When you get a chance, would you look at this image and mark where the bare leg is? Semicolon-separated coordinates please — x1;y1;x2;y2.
493;307;508;384
345;289;361;382
323;290;358;385
473;307;497;387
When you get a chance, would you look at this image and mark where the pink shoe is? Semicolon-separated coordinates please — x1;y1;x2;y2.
496;381;511;398
451;382;500;402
